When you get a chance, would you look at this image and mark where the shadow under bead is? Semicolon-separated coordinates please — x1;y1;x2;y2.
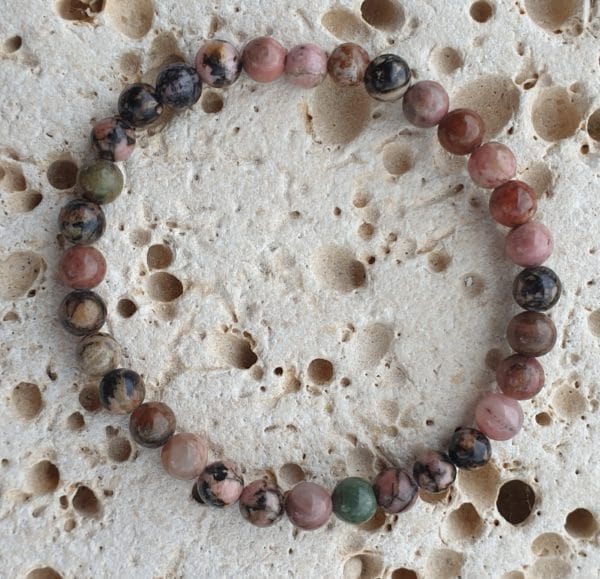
58;199;106;245
239;479;284;527
129;401;176;448
99;368;145;415
196;460;244;507
448;427;492;470
91;117;136;162
513;266;562;312
118;83;163;128
59;289;107;336
364;54;411;102
412;450;456;493
156;63;202;109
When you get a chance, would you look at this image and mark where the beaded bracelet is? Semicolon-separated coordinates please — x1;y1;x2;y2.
55;36;561;530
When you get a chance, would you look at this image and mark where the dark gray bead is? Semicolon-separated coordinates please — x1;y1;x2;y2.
448;427;492;470
513;266;561;312
156;63;202;109
118;83;163;128
364;54;411;102
58;199;106;245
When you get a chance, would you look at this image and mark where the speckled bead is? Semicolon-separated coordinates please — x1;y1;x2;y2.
161;433;208;481
285;44;328;88
58;246;107;289
332;477;377;525
129;402;176;448
468;142;517;189
507;311;557;357
77;160;124;205
513;266;561;312
489;180;537;227
475;393;523;441
505;222;554;267
438;108;485;155
239;479;285;527
99;368;145;415
402;81;449;128
59;290;107;336
195;39;242;88
372;468;418;514
77;333;121;377
118;83;163;128
242;37;287;83
496;354;545;400
58;199;106;245
364;54;411;102
91;117;136;162
327;43;370;87
412;450;456;493
196;460;244;507
285;481;332;531
448;427;492;470
156;63;202;109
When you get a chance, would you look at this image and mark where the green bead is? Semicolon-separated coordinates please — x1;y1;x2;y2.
78;160;124;204
331;477;377;524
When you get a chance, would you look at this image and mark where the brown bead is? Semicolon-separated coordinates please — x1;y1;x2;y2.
489;180;537;227
285;481;332;531
496;354;545;400
58;246;107;289
438;108;485;155
129;402;176;448
507;312;557;357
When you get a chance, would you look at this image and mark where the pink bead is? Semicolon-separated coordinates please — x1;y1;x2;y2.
242;37;286;83
496;355;545;400
285;481;332;530
160;433;208;480
468;142;517;188
285;44;328;88
505;222;554;267
58;246;106;289
402;81;449;128
475;393;524;441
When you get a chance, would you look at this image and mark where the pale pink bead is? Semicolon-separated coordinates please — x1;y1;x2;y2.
160;433;208;480
475;393;524;441
467;142;517;189
285;44;328;88
242;37;286;83
505;222;554;267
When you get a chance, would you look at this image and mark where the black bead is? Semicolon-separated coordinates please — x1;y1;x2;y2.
513;266;561;312
118;83;163;128
58;199;106;245
156;63;202;109
364;54;411;102
448;427;492;470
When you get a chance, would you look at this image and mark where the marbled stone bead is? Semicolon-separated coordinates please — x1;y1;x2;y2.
285;481;332;531
129;402;176;448
242;36;287;83
196;460;244;507
412;450;456;493
438;108;485;155
117;83;163;128
489;180;537;227
99;368;145;415
475;393;523;441
332;477;377;525
468;142;517;189
156;63;202;109
327;43;370;87
285;44;328;89
364;54;411;102
78;160;124;205
448;427;492;470
372;468;418;514
505;222;554;267
59;290;106;336
496;354;545;400
160;433;208;480
58;246;107;290
513;266;561;312
507;311;557;357
195;39;242;88
77;333;121;377
91;117;136;162
239;479;285;527
402;81;449;128
58;199;106;245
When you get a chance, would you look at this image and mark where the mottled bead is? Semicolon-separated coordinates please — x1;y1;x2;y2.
77;333;121;377
489;180;537;227
242;36;287;83
195;39;242;88
402;81;449;128
327;43;370;87
513;266;561;312
77;160;124;205
58;246;106;290
372;468;418;514
285;481;332;531
156;63;202;109
412;450;456;493
129;402;176;448
448;427;492;470
118;83;163;128
505;222;554;267
239;479;285;527
475;393;523;441
59;290;106;336
285;44;328;89
438;108;485;155
507;311;557;357
496;354;545;400
364;54;411;102
99;368;145;415
58;199;106;245
468;142;517;189
91;117;135;162
196;460;244;507
160;433;208;480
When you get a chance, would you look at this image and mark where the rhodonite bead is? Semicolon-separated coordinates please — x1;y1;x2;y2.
196;460;244;507
402;81;449;128
285;44;328;88
195;39;242;88
239;479;285;527
58;246;107;289
496;354;545;400
438;108;485;155
77;333;121;376
332;477;377;525
160;433;208;480
242;37;287;83
372;468;418;514
59;290;106;336
99;368;145;415
507;311;557;357
505;222;554;267
513;266;561;312
156;63;202;109
129;401;176;448
58;199;106;245
91;117;135;162
448;427;492;470
468;142;517;189
412;450;456;493
285;481;332;531
78;160;124;205
475;393;523;441
364;54;411;102
489;180;537;227
327;43;370;87
117;83;163;128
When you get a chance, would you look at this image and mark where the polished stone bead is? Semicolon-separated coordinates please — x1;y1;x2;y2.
91;117;135;162
195;39;242;88
489;180;537;227
448;427;492;470
118;83;163;128
161;433;208;480
59;290;107;336
156;63;202;109
496;354;545;400
438;108;485;155
242;37;287;83
129;401;176;448
327;43;370;87
412;450;456;493
58;246;106;289
372;468;418;514
364;54;411;102
475;393;523;441
78;160;124;205
285;481;332;531
99;368;145;415
468;142;517;188
285;44;328;88
77;333;121;377
58;199;106;245
196;460;244;507
507;311;557;357
505;222;554;267
513;266;561;312
402;81;449;128
332;477;377;524
239;479;285;527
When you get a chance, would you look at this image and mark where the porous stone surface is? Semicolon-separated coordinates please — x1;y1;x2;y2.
1;1;599;578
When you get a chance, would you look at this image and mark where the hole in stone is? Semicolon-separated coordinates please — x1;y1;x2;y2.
56;0;104;22
429;46;463;76
427;250;451;273
29;460;60;495
104;0;153;39
307;358;334;385
79;385;101;412
321;9;371;42
587;109;600;142
425;549;465;578
3;35;22;53
524;0;580;30
383;143;412;176
497;480;536;525
532;86;581;142
534;411;551;426
531;532;570;557
311;245;367;292
72;485;100;516
278;463;305;487
445;502;484;540
117;298;137;318
201;91;224;114
206;331;258;369
0;163;26;191
67;411;85;430
360;0;405;31
564;508;598;538
107;437;132;462
146;244;173;269
46;160;78;190
462;273;485;298
0;251;45;300
470;1;494;22
8;191;43;214
11;382;42;419
391;570;418;579
25;568;62;579
342;553;384;579
147;272;183;302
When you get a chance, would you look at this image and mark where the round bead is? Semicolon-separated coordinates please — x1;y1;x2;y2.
129;401;176;448
475;393;523;441
438;108;485;155
77;333;121;377
91;117;135;162
364;54;411;102
285;44;328;89
78;161;124;205
99;368;145;415
58;199;106;245
239;479;285;527
372;468;418;514
489;180;537;227
285;481;332;531
402;81;449;128
160;433;208;480
448;427;492;470
242;36;287;83
327;43;370;87
156;63;202;109
331;477;377;525
513;266;561;312
196;460;244;507
505;222;554;267
59;290;106;336
496;354;545;400
58;246;106;290
195;39;242;88
117;83;163;128
412;450;456;493
507;311;557;357
468;142;517;189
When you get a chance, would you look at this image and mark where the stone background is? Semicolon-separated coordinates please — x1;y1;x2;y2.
0;0;599;577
